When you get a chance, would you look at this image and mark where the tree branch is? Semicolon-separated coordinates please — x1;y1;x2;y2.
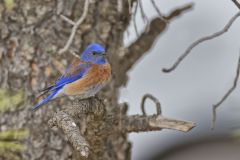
58;0;90;56
139;0;149;25
141;93;161;115
133;1;139;37
128;0;132;15
117;0;123;13
120;3;193;73
48;111;90;158
121;115;195;133
122;94;195;132
48;96;195;158
60;15;75;26
162;11;240;73
232;0;240;9
150;0;168;23
212;52;240;129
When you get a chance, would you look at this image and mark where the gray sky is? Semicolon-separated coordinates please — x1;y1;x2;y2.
120;0;240;159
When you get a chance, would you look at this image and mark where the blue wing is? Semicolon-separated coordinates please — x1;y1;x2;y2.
32;90;59;110
32;62;92;110
50;63;92;91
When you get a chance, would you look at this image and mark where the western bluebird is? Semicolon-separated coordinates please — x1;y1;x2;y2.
32;43;111;110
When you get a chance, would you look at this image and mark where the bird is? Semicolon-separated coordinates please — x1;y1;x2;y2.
32;43;111;110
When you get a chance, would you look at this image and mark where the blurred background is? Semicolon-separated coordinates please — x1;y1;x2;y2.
121;0;240;159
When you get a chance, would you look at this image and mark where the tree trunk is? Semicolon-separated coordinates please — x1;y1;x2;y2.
0;0;194;160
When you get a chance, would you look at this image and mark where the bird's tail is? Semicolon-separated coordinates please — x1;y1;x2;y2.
32;89;59;110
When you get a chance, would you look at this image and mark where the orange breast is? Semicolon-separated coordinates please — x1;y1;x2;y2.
63;63;111;95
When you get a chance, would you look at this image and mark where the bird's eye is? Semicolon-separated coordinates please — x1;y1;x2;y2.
92;51;97;55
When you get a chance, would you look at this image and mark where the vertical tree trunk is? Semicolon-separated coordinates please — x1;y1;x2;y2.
0;0;193;160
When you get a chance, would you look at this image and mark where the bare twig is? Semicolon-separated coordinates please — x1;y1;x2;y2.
117;0;123;13
48;111;90;157
60;15;75;26
138;0;148;23
70;50;81;58
150;0;168;23
141;94;161;116
120;3;193;73
212;52;240;129
121;115;195;133
162;12;240;73
122;93;195;133
138;0;150;32
128;0;132;14
58;0;90;55
133;1;139;37
232;0;240;9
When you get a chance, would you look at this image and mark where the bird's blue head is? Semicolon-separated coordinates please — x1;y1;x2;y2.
80;43;107;65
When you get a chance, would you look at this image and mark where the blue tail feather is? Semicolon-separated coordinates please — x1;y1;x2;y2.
32;90;59;110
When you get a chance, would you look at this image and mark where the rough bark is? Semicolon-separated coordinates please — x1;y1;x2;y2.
0;0;194;160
